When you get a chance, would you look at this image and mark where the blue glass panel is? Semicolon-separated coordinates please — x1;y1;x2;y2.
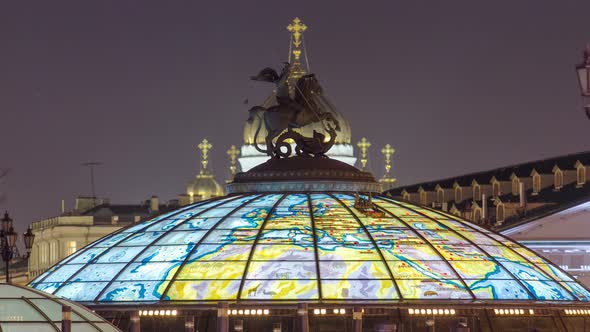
155;230;208;245
98;281;168;302
522;280;574;300
92;232;130;248
55;282;108;302
560;282;590;301
67;247;110;264
176;217;222;230
497;261;551;281
117;262;179;281
73;263;127;282
32;282;62;294
134;245;195;263
41;264;85;283
118;232;164;246
467;279;532;300
96;246;144;263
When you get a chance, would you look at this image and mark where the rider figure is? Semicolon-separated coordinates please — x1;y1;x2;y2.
275;63;306;130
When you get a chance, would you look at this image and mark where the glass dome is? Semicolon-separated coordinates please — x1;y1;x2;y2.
29;193;590;305
0;283;119;331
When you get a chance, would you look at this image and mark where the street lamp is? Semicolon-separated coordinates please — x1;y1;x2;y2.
576;45;590;119
1;211;35;283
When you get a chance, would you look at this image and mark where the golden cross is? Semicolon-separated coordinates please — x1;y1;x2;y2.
198;138;212;173
226;145;240;181
287;17;307;48
380;144;396;184
356;137;371;171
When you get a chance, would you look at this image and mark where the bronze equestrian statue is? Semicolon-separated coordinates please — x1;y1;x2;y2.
247;63;341;158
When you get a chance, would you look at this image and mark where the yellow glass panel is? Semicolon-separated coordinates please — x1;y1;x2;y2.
176;261;246;280
166;280;240;300
241;279;318;299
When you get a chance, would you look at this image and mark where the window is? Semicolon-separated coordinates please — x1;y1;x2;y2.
49;241;57;263
492;182;500;197
578;166;586;186
512;178;519;195
455;187;462;202
473;208;482;223
437;189;444;203
554;170;563;190
40;243;48;265
473;184;481;200
496;204;505;223
533;174;541;194
420;191;427;205
67;241;77;255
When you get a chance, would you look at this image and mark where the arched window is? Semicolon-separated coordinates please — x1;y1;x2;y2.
512;178;519;195
496;204;505;223
533;174;541;194
473;208;482;223
492;182;500;197
473;184;481;200
455;187;462;202
554;170;563;190
420;191;427;205
578;166;586;186
437;189;444;203
402;192;411;202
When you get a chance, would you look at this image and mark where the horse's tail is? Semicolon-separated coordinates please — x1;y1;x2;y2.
251;108;269;155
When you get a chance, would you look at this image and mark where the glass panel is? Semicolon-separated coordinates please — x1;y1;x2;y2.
247;261;316;279
455;231;500;246
41;264;86;283
0;299;44;321
0;323;57;332
67;247;109;264
117;262;179;281
55;281;108;301
560;282;590;301
321;279;397;299
189;244;253;261
496;261;551;281
204;229;258;244
512;247;546;264
176;217;222;230
155;230;208;245
379;244;443;261
118;232;164;246
75;263;128;281
466;279;532;300
389;260;459;279
521;280;573;300
536;263;574;282
95;246;144;263
98;280;169;302
133;245;195;262
28;298;63;321
176;261;247;280
479;245;528;262
166;280;241;300
448;260;513;280
319;261;390;279
251;244;315;260
396;279;472;299
31;282;62;294
92;232;130;248
241;279;318;300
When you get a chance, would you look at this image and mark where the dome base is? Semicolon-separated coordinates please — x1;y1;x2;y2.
228;155;380;193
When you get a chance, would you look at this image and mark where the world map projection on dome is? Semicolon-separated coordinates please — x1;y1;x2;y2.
30;193;590;304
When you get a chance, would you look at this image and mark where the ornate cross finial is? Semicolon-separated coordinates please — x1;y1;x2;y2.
226;145;240;182
380;144;396;185
286;17;308;85
357;137;371;171
198;138;212;175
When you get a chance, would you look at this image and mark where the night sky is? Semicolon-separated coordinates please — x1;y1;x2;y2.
2;1;590;232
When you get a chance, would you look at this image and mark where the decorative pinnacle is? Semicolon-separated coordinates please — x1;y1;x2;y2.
287;17;307;59
356;137;371;171
226;145;240;182
198;138;212;175
380;144;396;184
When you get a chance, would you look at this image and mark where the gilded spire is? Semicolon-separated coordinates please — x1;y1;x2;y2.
197;138;213;176
380;144;396;185
286;17;308;85
356;137;371;171
226;145;240;183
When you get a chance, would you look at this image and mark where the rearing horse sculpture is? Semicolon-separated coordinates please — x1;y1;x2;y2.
247;65;341;158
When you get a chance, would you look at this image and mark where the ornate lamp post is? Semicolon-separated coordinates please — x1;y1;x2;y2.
575;45;590;119
1;211;35;283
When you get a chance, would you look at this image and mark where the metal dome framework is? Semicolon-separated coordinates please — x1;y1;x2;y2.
0;284;119;331
29;193;590;305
